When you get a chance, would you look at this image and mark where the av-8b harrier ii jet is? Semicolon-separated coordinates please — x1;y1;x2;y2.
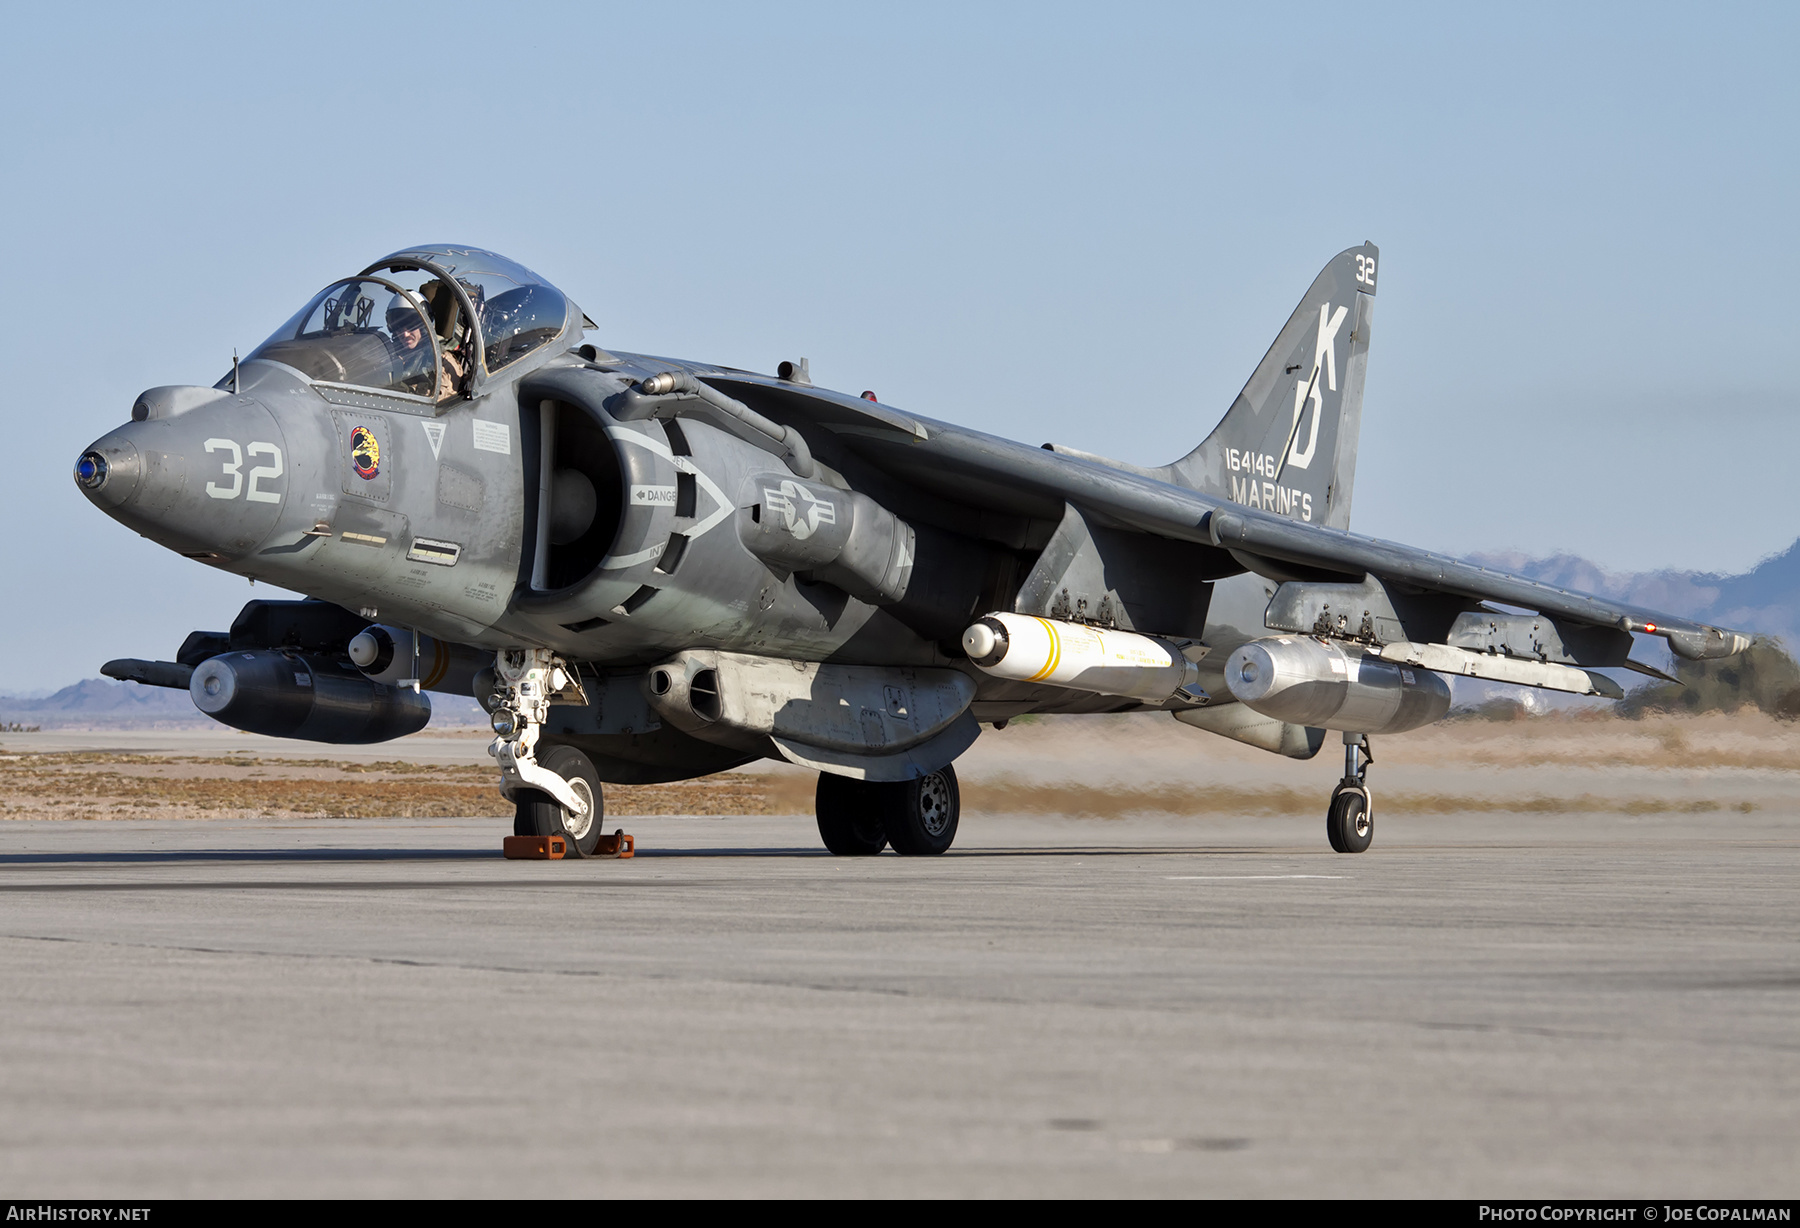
76;244;1749;855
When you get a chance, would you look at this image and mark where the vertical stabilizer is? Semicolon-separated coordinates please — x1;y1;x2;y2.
1164;244;1376;530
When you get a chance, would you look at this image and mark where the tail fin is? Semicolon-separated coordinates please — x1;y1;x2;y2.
1165;243;1376;530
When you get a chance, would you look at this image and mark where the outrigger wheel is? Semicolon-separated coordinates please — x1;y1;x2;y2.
515;744;605;857
1327;732;1374;854
815;765;961;856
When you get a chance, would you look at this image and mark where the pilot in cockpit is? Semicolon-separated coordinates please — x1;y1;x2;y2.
385;298;439;398
387;286;473;401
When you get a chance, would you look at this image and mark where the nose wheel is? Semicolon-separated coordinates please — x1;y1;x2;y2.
515;743;606;857
1327;732;1373;853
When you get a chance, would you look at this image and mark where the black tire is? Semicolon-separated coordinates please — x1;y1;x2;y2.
1325;788;1346;853
1327;785;1372;854
815;773;888;855
880;766;960;856
514;744;604;857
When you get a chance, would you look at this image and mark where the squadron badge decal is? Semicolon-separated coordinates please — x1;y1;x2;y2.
350;426;380;479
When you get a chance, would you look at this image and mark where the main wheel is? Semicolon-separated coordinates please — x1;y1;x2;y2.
815;773;888;855
514;744;604;857
880;766;960;856
1326;785;1372;854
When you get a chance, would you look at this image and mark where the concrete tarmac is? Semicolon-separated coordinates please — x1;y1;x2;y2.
1;807;1795;1198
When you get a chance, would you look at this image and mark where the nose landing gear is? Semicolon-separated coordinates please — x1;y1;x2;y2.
1327;731;1373;854
487;648;604;856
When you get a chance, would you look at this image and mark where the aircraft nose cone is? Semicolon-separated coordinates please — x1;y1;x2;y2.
76;394;290;562
73;435;143;509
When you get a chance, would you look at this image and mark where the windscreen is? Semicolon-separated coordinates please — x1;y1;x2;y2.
247;279;439;397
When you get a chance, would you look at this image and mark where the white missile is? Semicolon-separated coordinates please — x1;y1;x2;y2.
1224;636;1451;734
961;612;1207;704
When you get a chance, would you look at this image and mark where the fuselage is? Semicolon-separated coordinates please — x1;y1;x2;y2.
76;244;1281;720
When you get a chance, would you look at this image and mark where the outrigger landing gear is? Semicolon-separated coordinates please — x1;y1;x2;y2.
1327;731;1374;854
487;648;604;857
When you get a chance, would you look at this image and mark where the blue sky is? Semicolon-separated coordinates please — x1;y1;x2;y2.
2;2;1796;691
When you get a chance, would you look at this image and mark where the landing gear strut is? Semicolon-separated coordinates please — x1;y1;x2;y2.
487;648;602;856
1327;731;1373;854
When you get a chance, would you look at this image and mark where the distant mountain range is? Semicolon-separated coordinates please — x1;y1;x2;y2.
1470;535;1800;651
5;539;1794;727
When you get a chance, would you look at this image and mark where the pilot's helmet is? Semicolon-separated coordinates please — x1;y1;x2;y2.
385;294;426;336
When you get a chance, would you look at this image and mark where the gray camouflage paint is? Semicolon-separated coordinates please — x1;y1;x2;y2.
75;244;1751;781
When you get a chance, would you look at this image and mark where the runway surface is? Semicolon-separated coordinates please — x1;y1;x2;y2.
1;806;1795;1197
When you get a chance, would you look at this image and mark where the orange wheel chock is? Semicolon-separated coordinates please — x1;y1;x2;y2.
503;834;567;860
595;829;635;859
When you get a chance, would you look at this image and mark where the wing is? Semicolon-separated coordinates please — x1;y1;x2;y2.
705;370;1750;666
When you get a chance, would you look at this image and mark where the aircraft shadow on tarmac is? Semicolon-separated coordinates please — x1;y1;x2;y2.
0;849;498;866
0;845;1279;868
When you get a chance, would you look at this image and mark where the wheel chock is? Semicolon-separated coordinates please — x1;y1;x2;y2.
594;829;635;859
503;834;567;860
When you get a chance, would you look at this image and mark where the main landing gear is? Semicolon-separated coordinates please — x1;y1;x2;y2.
1327;731;1374;854
815;764;961;856
488;648;606;857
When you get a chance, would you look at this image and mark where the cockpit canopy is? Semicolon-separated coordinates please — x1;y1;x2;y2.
245;245;578;400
